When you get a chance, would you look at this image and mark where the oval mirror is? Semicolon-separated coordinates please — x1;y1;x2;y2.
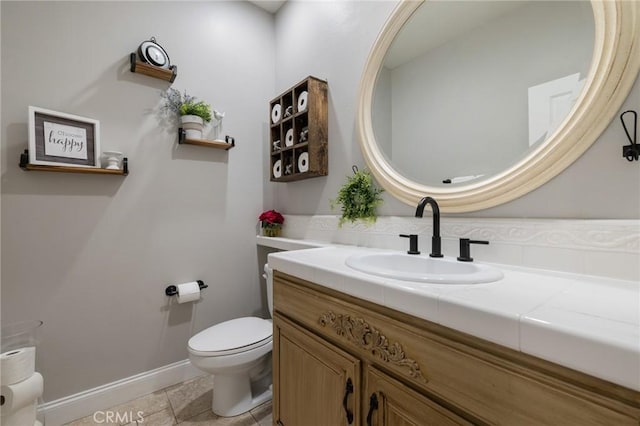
357;0;640;212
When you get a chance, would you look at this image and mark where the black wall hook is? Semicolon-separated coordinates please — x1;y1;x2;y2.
620;110;638;161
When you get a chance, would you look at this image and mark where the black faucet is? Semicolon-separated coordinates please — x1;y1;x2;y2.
399;234;420;255
415;197;443;258
457;239;489;262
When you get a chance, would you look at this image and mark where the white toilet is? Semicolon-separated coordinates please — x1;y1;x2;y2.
188;264;274;417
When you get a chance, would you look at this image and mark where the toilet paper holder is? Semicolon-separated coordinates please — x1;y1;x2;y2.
165;280;208;297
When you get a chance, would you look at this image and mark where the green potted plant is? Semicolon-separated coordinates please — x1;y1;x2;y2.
331;167;384;226
160;88;212;139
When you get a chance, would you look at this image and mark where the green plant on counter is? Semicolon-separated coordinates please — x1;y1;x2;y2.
331;166;384;226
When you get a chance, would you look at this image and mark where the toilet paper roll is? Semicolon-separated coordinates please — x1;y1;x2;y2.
298;152;309;173
273;160;282;179
0;401;36;426
297;91;308;112
176;282;201;304
1;348;35;386
271;104;281;124
285;129;294;147
0;372;43;414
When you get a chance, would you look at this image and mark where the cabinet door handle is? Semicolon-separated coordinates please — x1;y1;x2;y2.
342;378;354;424
366;393;379;426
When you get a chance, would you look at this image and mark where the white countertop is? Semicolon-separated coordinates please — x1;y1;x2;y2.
267;245;640;391
256;236;332;251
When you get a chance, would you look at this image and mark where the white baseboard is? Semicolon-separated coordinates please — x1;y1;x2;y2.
39;359;203;426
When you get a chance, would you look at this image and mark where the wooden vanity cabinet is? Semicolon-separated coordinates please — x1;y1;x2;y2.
274;315;361;426
272;271;640;426
274;314;465;426
364;367;472;425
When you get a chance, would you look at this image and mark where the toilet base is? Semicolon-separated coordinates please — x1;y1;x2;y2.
212;372;272;417
189;336;273;417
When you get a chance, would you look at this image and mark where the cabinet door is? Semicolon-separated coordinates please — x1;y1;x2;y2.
365;367;472;426
274;314;360;426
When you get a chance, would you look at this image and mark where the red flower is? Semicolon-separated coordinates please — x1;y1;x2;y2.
259;209;284;225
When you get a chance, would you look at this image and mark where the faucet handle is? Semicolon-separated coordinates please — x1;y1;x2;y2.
399;234;420;255
457;238;489;262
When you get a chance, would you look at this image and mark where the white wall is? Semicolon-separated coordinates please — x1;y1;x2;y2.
271;0;640;219
1;1;275;401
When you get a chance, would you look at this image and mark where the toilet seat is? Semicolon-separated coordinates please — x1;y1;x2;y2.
188;317;272;357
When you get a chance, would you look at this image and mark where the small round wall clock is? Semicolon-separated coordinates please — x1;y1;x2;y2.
137;37;171;69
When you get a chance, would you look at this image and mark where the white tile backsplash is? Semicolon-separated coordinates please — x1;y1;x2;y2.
583;251;640;281
279;216;640;281
521;246;586;274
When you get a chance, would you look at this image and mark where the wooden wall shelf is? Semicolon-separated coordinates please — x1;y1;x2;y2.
129;53;177;83
20;150;129;175
178;129;235;150
269;76;328;182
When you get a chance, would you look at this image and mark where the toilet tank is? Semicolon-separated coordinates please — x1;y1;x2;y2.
263;264;273;317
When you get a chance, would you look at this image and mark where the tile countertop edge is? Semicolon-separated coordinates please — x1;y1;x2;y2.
267;246;640;392
256;235;330;251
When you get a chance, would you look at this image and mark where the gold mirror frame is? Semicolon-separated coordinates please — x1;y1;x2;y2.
357;0;640;212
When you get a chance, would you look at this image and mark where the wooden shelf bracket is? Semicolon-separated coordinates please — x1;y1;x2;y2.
129;52;177;83
177;128;235;150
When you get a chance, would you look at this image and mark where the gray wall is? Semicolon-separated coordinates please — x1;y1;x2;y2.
1;1;274;401
270;0;401;213
271;0;640;218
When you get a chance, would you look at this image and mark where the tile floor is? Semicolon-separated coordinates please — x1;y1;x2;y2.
64;375;272;426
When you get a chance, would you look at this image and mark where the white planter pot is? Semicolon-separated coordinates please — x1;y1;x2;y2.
181;115;205;139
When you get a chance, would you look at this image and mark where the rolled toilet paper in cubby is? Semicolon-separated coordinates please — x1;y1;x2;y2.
271;104;281;124
285;129;294;147
297;91;308;112
1;347;35;386
0;372;43;415
273;160;282;179
298;152;309;173
176;282;201;304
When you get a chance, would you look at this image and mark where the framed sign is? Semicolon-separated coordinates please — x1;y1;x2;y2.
28;106;100;168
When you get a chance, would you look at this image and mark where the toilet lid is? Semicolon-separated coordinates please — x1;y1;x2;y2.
188;317;272;356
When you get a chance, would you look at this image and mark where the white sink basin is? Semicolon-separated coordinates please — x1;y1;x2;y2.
345;252;504;284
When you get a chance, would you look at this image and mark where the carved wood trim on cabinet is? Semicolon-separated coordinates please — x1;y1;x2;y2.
273;270;640;425
318;311;427;383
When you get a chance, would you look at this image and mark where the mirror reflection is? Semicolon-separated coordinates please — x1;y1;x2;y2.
372;1;594;186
